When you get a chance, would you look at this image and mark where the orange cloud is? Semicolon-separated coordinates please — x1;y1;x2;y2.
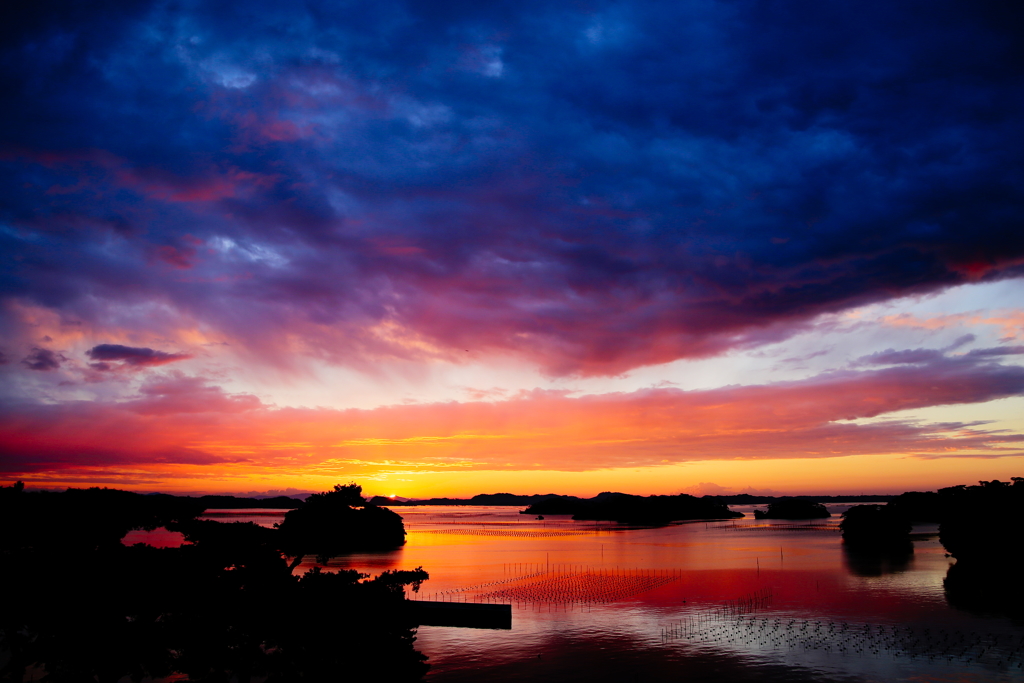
2;353;1022;493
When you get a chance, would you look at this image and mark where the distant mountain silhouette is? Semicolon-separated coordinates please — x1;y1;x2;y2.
188;493;304;509
370;492;896;506
371;492;579;506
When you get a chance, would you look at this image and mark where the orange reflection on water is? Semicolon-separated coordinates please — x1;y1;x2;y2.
199;504;1021;682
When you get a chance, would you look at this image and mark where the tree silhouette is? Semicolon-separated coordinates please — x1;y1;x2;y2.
0;482;430;682
277;482;407;564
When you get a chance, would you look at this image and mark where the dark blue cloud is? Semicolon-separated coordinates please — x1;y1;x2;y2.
21;348;65;371
1;0;1023;374
86;344;190;368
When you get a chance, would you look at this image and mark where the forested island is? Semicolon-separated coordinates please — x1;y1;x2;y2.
0;482;428;682
521;492;743;524
753;499;831;520
839;478;1024;614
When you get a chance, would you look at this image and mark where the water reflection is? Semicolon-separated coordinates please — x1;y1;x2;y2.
140;504;1022;681
944;561;1024;621
841;542;914;577
120;526;186;547
312;505;1022;682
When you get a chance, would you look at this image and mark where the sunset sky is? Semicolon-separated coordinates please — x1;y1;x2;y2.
2;0;1023;498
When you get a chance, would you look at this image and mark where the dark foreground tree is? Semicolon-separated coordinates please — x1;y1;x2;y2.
0;482;429;682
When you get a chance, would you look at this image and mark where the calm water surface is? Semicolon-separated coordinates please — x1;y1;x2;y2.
134;505;1024;682
323;505;1024;683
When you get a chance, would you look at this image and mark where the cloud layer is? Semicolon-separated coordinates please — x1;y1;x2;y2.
3;350;1021;486
2;0;1023;375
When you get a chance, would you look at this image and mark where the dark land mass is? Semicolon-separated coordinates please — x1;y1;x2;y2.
374;492;896;507
0;482;429;682
523;492;743;525
839;504;915;576
707;493;896;504
369;492;581;507
885;490;945;522
753;499;831;520
935;478;1024;618
279;484;407;563
840;477;1024;617
148;493;301;509
839;504;912;548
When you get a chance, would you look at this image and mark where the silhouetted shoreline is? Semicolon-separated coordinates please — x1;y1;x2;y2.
370;492;898;507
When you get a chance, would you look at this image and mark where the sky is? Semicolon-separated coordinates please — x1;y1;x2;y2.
2;0;1023;498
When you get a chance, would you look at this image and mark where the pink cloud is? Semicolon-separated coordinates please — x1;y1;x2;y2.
2;354;1022;486
881;310;1024;341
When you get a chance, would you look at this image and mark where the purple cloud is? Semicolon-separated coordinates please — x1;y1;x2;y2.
964;345;1024;358
0;0;1022;375
86;344;190;368
21;348;65;371
1;349;1023;480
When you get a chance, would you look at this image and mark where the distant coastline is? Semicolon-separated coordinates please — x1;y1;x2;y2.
367;492;897;507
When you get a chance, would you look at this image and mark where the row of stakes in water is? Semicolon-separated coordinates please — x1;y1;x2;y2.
407;564;684;606
661;591;1024;671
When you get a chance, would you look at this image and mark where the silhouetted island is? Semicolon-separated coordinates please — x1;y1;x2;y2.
0;481;429;682
839;504;912;547
839;504;914;577
279;483;408;564
936;478;1024;616
523;492;743;524
849;477;1024;616
753;499;830;519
